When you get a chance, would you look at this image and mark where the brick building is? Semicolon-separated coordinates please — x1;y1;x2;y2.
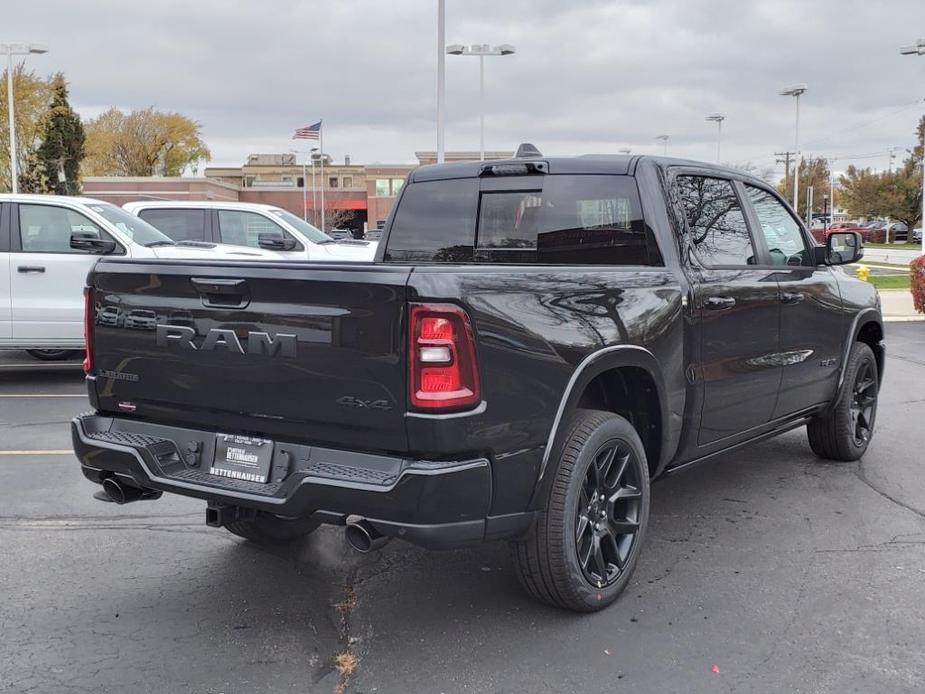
81;151;512;233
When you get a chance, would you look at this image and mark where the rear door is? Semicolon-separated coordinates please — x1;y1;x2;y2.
0;203;11;340
743;184;844;416
11;201;125;343
136;207;210;243
90;262;413;452
674;173;782;445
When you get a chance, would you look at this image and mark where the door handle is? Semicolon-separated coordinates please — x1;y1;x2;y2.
781;291;805;305
705;296;736;310
17;265;46;273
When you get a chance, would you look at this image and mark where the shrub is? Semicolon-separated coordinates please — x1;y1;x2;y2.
911;255;925;314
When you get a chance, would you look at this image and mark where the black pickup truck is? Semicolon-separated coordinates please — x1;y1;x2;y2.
72;153;883;612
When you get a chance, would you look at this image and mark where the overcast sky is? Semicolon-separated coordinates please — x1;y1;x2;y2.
6;0;925;176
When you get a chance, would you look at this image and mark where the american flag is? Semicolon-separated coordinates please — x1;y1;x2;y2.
292;121;322;140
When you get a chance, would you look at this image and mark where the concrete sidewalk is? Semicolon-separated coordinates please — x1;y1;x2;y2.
864;247;922;265
879;288;923;322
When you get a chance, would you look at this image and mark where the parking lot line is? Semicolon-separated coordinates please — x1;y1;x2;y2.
0;450;73;455
0;394;87;398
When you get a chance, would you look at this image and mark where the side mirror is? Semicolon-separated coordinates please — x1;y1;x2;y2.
818;231;863;266
257;232;297;251
70;231;116;254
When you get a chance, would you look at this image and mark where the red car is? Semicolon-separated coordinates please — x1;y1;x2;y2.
810;224;871;243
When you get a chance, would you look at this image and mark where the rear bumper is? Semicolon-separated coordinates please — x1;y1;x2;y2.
72;413;534;549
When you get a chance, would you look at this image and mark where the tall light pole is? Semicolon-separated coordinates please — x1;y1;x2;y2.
705;113;725;162
446;43;516;161
655;134;669;155
780;84;808;218
436;0;446;164
310;147;319;226
2;43;47;193
900;39;925;254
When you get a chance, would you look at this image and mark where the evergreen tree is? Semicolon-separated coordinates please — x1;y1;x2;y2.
37;74;85;194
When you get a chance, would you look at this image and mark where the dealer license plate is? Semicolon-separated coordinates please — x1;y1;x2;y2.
211;434;274;484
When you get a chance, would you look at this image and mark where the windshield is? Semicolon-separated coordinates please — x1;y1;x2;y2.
268;208;334;243
86;203;175;246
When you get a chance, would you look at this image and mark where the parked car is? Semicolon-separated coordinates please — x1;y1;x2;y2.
123;201;377;262
913;227;922;243
0;194;282;360
809;223;870;244
74;153;883;612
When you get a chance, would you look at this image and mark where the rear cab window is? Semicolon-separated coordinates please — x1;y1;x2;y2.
384;174;662;266
138;208;207;242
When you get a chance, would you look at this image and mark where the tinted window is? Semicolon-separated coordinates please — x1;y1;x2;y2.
19;204;103;253
384;178;478;262
677;176;754;266
745;186;811;266
475;175;658;265
217;210;286;248
139;208;206;242
385;175;661;265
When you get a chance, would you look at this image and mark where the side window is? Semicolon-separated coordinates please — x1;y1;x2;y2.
217;210;285;248
746;186;811;266
475;175;659;266
676;176;755;267
384;179;478;262
138;209;206;242
18;204;104;253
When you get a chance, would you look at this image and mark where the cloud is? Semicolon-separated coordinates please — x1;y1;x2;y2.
5;0;924;173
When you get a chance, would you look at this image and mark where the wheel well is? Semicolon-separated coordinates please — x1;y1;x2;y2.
856;320;884;381
576;366;662;474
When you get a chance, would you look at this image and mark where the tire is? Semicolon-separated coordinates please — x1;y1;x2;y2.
807;342;879;462
225;512;320;544
26;349;82;361
511;409;650;612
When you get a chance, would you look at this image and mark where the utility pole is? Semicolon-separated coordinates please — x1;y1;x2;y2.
775;151;795;183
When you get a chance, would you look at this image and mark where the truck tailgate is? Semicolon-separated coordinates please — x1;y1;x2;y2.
89;261;412;453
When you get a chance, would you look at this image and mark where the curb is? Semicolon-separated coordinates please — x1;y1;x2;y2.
883;316;925;322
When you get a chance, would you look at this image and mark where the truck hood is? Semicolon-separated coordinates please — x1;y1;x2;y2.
149;243;285;261
316;241;378;262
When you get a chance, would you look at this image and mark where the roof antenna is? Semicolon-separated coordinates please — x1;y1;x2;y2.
514;143;542;158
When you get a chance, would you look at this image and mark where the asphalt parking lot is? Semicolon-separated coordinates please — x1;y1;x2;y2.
2;324;924;694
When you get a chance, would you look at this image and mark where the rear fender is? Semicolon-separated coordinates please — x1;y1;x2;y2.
527;345;670;510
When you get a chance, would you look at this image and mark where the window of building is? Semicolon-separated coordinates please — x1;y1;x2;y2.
217;210;287;248
375;179;390;197
376;220;386;230
391;178;405;196
328;177;338;188
343;176;353;188
745;185;811;266
138;208;207;243
297;176;305;188
676;176;754;267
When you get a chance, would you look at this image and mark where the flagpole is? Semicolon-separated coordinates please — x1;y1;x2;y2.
319;121;325;233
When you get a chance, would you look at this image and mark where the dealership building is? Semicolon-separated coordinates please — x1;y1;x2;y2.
82;150;511;233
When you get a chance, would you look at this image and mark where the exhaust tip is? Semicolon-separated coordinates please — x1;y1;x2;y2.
344;517;389;553
102;477;128;504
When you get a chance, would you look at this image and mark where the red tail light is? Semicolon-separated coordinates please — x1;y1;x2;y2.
409;303;481;411
82;287;93;373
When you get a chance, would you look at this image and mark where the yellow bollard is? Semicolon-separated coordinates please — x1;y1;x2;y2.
855;264;870;282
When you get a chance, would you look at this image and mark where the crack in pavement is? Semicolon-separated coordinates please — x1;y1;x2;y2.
855;462;925;519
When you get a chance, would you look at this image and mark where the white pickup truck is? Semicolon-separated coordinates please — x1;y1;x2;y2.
122;201;377;262
0;194;281;360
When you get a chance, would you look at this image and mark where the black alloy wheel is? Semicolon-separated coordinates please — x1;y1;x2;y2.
576;441;643;588
849;358;877;446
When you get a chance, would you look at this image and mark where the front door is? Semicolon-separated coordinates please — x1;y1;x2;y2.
0;203;11;340
743;184;845;416
10;202;118;343
675;174;782;446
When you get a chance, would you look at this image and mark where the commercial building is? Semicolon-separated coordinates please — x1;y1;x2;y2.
81;150;511;234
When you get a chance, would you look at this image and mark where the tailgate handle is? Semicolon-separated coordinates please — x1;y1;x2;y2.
191;278;247;295
190;277;250;308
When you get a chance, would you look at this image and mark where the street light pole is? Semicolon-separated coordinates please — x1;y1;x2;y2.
310;147;318;226
705;114;725;162
446;43;515;161
655;134;669;155
436;0;445;164
899;39;925;254
1;43;47;193
780;84;808;219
